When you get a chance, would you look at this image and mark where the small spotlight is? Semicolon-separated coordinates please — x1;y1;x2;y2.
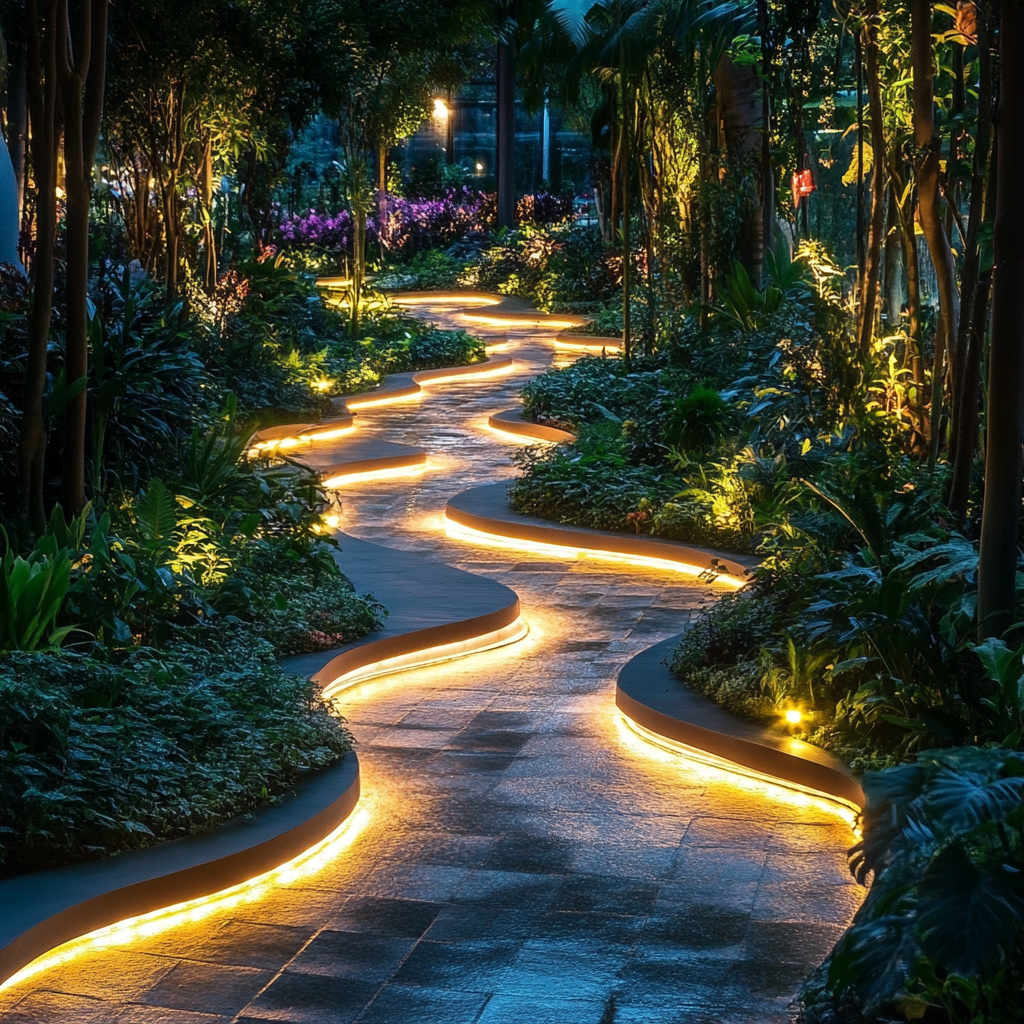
475;162;484;172
433;98;449;120
785;709;803;725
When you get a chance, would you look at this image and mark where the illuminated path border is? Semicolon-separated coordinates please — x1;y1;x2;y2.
615;635;865;811
445;480;758;582
0;756;361;990
486;407;575;443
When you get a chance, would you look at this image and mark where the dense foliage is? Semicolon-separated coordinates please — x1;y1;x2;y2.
0;638;352;879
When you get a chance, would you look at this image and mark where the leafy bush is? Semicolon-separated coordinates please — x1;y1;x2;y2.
0;637;352;879
467;224;619;311
666;385;736;454
508;425;685;533
801;747;1024;1024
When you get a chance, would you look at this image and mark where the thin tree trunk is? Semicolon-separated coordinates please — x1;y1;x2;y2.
857;0;886;356
949;0;993;498
757;0;774;259
199;136;216;294
496;36;516;229
57;0;108;516
949;266;993;523
893;159;925;424
377;142;388;236
977;0;1024;639
912;0;960;453
855;31;865;283
445;87;454;166
621;70;632;370
882;183;902;324
19;0;59;532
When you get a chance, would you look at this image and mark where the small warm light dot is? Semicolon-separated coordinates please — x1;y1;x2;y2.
433;98;449;120
475;162;484;171
312;378;333;393
785;709;803;725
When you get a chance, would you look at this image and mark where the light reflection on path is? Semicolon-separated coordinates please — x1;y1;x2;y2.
0;307;863;1024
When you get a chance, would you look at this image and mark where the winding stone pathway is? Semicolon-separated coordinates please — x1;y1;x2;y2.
0;301;863;1024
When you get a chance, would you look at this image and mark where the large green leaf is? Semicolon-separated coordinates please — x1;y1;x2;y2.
917;844;1024;976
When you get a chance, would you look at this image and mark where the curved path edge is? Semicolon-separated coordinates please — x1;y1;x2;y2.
303;535;523;698
445;480;759;580
616;635;865;808
487;408;575;443
0;754;360;990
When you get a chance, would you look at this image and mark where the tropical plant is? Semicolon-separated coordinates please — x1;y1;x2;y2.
822;747;1024;1024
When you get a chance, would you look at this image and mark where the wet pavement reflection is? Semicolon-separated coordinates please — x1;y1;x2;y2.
0;309;864;1024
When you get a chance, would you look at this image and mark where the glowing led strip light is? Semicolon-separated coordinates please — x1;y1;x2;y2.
553;338;622;353
459;313;584;330
321;617;528;700
445;518;747;589
250;425;356;452
0;805;371;994
345;391;421;410
389;293;500;307
484;422;558;445
615;713;860;829
322;464;427;489
418;362;517;386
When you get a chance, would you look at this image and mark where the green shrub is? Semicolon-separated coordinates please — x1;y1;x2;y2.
666;386;736;454
803;747;1024;1024
0;636;352;879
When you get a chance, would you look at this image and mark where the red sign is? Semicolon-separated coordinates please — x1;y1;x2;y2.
791;169;816;208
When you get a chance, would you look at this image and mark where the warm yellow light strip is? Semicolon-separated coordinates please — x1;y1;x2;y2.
419;362;517;387
321;617;528;700
459;313;583;330
322;463;427;489
0;804;371;994
615;713;860;829
554;338;622;353
249;425;356;453
390;293;500;307
444;518;747;589
345;391;422;410
483;422;556;445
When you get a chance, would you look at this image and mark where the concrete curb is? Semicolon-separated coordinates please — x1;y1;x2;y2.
0;755;360;990
487;408;575;443
445;481;759;580
615;635;865;808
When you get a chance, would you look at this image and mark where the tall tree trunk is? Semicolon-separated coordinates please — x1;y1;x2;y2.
621;70;632;370
857;0;886;356
977;0;1024;639
377;142;388;233
19;0;59;533
855;31;865;281
882;184;902;323
892;157;925;431
949;1;994;521
57;0;108;516
912;0;960;452
496;36;516;229
713;54;764;283
199;136;216;294
445;87;454;166
757;0;775;258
